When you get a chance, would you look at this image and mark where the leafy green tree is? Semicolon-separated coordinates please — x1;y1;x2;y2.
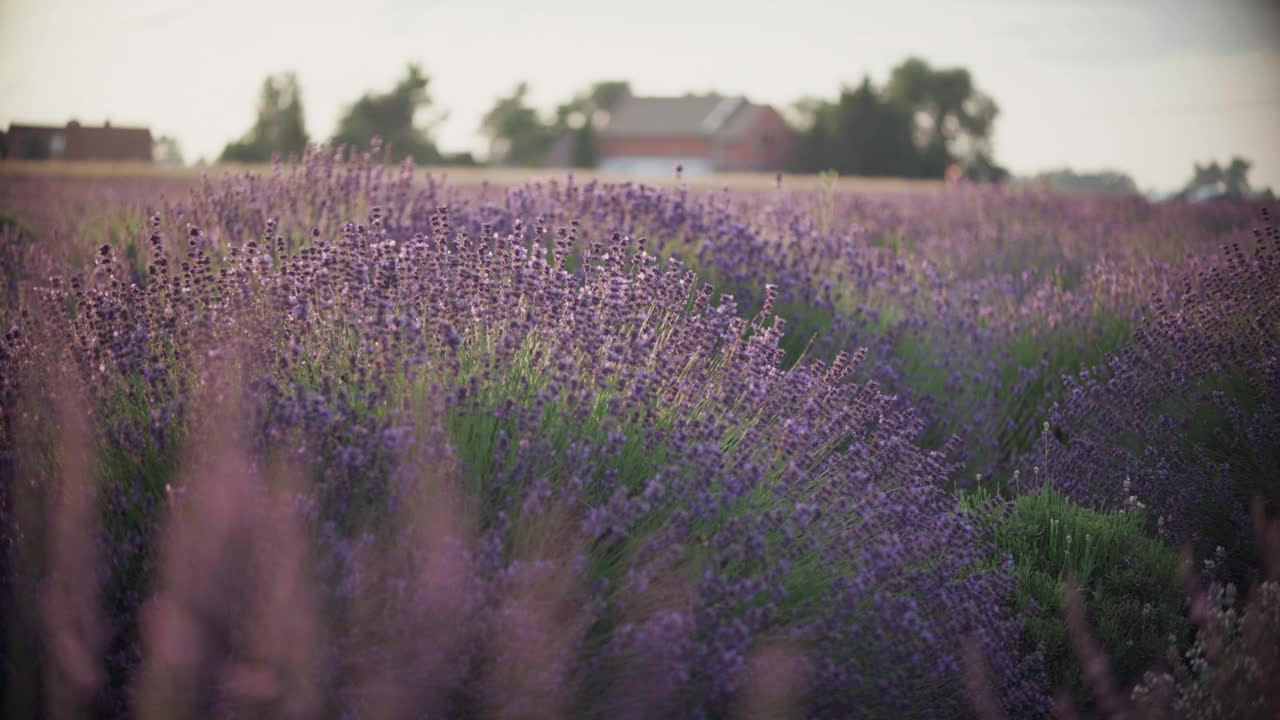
885;57;1001;176
834;79;920;175
331;64;442;164
1182;157;1272;199
219;73;309;163
789;79;919;176
480;82;552;166
790;58;1004;179
1223;157;1253;195
589;81;630;115
786;97;830;173
1192;161;1222;185
569;124;597;168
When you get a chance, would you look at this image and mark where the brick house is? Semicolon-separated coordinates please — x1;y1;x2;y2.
594;95;792;175
2;121;152;162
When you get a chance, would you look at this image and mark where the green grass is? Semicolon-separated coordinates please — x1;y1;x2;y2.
959;482;1186;705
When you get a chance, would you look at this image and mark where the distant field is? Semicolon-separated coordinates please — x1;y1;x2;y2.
0;158;946;193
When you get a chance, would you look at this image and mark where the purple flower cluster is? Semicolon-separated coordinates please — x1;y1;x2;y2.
1029;209;1280;562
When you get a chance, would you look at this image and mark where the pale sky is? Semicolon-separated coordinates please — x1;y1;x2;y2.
1;0;1277;192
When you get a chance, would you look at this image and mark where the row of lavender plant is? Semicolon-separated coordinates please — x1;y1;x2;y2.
5;148;1261;482
1031;210;1279;564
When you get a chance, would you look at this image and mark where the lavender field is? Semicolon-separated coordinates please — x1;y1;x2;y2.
1;151;1278;719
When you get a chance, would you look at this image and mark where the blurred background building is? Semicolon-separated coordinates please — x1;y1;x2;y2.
585;94;792;175
1;121;153;162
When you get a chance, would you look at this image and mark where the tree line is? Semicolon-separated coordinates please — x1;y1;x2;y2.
789;58;1003;180
216;57;1009;179
213;60;1271;195
219;65;470;166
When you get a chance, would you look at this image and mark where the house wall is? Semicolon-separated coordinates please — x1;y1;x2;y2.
597;135;714;159
596;109;793;174
66;127;152;161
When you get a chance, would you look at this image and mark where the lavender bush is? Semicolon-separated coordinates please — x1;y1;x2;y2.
1032;209;1279;566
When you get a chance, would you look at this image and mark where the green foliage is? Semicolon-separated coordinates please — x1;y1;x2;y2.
961;483;1187;704
94;375;186;595
885;57;999;164
583;81;630;116
569;123;597;168
791;78;920;177
1184;156;1255;198
0;212;24;234
219;73;309;163
791;57;1003;179
481;82;553;167
330;64;442;164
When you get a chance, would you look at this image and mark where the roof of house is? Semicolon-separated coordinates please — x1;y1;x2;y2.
598;95;767;138
8;122;150;136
